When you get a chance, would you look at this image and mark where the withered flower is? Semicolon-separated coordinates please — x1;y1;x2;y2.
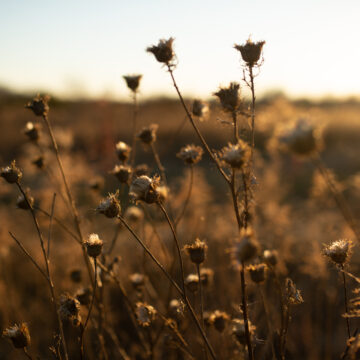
177;144;203;165
1;160;22;184
221;140;251;169
214;82;241;113
129;175;160;204
123;74;142;92
137;124;158;144
85;233;103;258
184;238;207;264
234;38;265;67
3;323;31;348
25;94;50;117
96;192;121;218
146;38;175;65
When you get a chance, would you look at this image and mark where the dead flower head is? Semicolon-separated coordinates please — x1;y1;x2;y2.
232;318;256;345
184;238;208;264
185;273;199;293
263;249;279;267
177;144;204;165
59;294;81;326
136;302;157;327
214;82;241;113
110;164;132;184
96;192;121;218
285;278;304;305
137;124;158;144
124;206;144;223
247;263;267;284
1;160;22;184
234;227;260;264
129;175;160;204
3;323;31;348
146;38;175;65
115;141;131;162
123;74;142;92
85;233;103;258
25;94;50;117
192;99;209;119
210;310;230;333
130;273;145;289
234;38;265;67
24;122;40;142
323;239;353;266
221;140;251;169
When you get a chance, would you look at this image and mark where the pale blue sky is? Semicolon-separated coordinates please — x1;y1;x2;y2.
1;0;359;100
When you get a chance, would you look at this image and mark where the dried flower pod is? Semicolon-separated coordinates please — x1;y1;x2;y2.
137;124;158;144
96;192;121;218
184;238;207;264
110;164;132;184
59;294;81;326
285;278;304;305
323;239;353;266
210;310;230;333
192;99;209;119
263;249;278;267
221;140;251;169
185;274;199;293
169;299;184;318
70;269;82;283
136;302;157;327
1;161;22;184
115;141;131;163
25;94;50;117
146;38;175;65
3;323;31;348
85;233;103;258
247;263;267;284
124;206;144;223
32;156;45;170
214;82;241;113
200;268;214;286
134;163;150;177
24;122;40;142
231;318;256;345
235;227;260;264
234;38;265;67
129;175;160;204
123;74;142;92
130;273;145;289
177;144;204;165
75;287;92;306
16;189;34;210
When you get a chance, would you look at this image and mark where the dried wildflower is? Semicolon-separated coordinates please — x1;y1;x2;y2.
323;239;353;266
177;144;204;165
115;141;131;162
110;164;132;184
59;294;81;326
263;249;278;267
200;268;214;286
214;82;241;113
25;94;50;117
136;302;157;327
24;122;40;142
285;278;304;305
96;192;121;218
85;233;103;258
123;74;142;92
146;38;175;65
130;273;145;289
134;163;150;177
184;238;207;264
124;206;144;222
16;189;34;210
235;227;260;264
210;310;230;333
137;124;158;144
75;287;92;306
129;175;160;204
234;38;265;67
185;274;199;293
247;263;267;284
1;160;22;184
221;140;251;169
3;323;31;348
231;318;256;345
277;118;322;156
32;156;45;170
169;299;184;318
192;99;209;119
70;269;82;283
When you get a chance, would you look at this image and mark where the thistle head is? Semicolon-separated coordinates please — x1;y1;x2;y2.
129;175;160;204
185;274;199;293
110;164;132;184
263;249;279;267
184;238;208;264
210;310;230;333
59;294;81;326
234;38;265;67
25;94;50;117
85;233;103;258
24;122;40;142
192;99;209;120
1;160;22;184
285;278;304;305
136;302;157;327
177;144;204;165
115;141;131;163
129;273;145;289
323;239;353;266
3;323;31;348
137;124;158;145
200;267;214;286
247;263;267;284
214;82;241;113
220;140;251;169
234;227;260;264
124;206;144;223
96;192;121;218
146;38;175;65
231;318;256;345
123;74;142;93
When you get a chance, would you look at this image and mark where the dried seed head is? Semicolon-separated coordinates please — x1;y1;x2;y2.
134;163;150;177
231;318;256;345
96;192;121;218
85;233;103;258
25;94;50;117
177;144;204;165
16;189;34;210
247;263;267;284
146;38;175;65
214;82;241;113
124;206;144;223
185;274;199;293
169;299;185;318
1;160;22;184
263;249;278;267
130;273;145;289
221;140;251;169
24;122;40;142
129;175;160;204
192;99;209;119
70;269;82;283
115;141;131;163
200;268;214;286
184;238;208;264
3;323;31;348
137;124;158;144
75;287;92;306
59;294;81;327
210;310;230;333
235;227;260;264
285;278;304;305
323;239;353;265
234;38;265;67
123;74;142;92
136;302;157;327
32;156;45;170
110;164;132;184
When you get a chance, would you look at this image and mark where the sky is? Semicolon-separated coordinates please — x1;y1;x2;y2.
1;0;360;100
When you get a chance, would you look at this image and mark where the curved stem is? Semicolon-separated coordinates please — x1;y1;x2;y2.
150;142;167;186
248;65;256;162
175;165;194;227
341;264;351;339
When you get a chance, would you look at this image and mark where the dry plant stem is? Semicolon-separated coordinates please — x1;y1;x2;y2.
15;182;69;360
341;264;351;338
230;169;243;228
280;305;290;360
248;66;256;161
232;111;240;142
23;348;33;360
47;193;56;258
196;263;207;360
118;215;217;360
130;92;139;168
150;142;167;186
175;165;194;227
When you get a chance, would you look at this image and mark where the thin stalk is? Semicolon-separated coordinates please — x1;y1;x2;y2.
130;92;139;168
197;263;208;359
23;348;33;360
47;193;56;258
248;65;256;156
232;111;240;142
341;264;351;338
175;165;194;227
150;142;167;186
230;169;243;229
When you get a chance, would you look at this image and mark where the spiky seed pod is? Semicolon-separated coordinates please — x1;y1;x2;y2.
177;144;204;165
210;310;230;333
221;140;251;169
235;227;260;264
136;302;157;327
247;263;267;284
200;268;214;286
1;161;22;184
263;249;279;267
110;164;132;184
192;99;209;119
3;323;31;348
137;124;158;144
32;156;45;170
70;269;82;283
231;318;256;345
24;122;40;142
146;38;175;64
85;233;103;258
129;175;160;204
96;192;121;218
323;239;353;266
234;39;265;67
123;74;142;92
184;238;208;264
285;278;304;305
115;141;131;162
214;82;241;113
185;274;199;293
130;273;145;289
16;189;34;210
75;287;92;306
25;94;50;117
124;206;144;223
59;294;81;327
134;163;150;177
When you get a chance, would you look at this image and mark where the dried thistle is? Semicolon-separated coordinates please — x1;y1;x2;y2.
110;164;132;184
3;323;31;348
115;141;131;162
130;273;145;289
137;124;158;144
75;287;92;306
1;160;22;184
184;238;207;264
129;175;160;204
220;140;251;169
210;310;230;333
25;94;50;117
85;233;103;258
185;274;199;293
177;144;204;165
247;263;267;284
263;249;278;267
124;206;144;223
136;302;157;327
234;38;265;67
214;82;241;113
59;294;81;326
231;318;256;345
96;192;121;218
192;99;209;119
200;268;214;286
134;163;150;177
146;38;175;65
123;74;142;92
24;122;40;142
285;278;304;305
323;239;353;266
169;299;185;318
234;227;260;264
